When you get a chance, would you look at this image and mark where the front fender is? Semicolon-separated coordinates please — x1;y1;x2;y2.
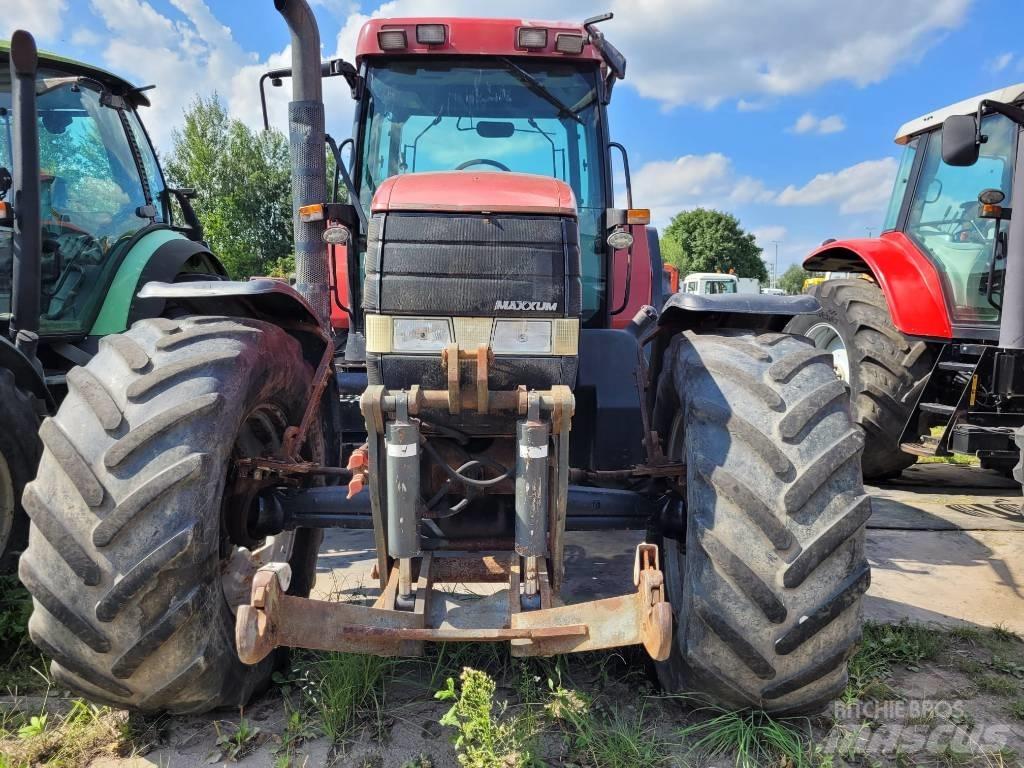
803;232;952;339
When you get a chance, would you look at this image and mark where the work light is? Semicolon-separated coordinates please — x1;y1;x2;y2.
416;24;446;45
377;29;408;50
517;27;548;49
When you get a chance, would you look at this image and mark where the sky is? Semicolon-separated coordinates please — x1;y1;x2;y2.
6;0;1024;275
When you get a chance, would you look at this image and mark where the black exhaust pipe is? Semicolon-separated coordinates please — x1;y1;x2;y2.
273;0;329;328
9;30;41;353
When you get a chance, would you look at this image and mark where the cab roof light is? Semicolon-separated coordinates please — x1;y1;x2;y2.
555;33;585;54
416;24;446;45
377;29;408;51
626;208;650;225
517;27;548;50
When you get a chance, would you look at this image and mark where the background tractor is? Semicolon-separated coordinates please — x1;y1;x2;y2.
20;3;869;716
0;34;225;568
787;84;1024;481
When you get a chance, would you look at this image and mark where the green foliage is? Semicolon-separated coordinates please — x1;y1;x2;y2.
778;264;820;295
0;574;31;655
164;94;293;279
436;667;537;768
16;714;46;740
659;208;768;281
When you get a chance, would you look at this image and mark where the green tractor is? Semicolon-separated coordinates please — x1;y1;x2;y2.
0;32;225;568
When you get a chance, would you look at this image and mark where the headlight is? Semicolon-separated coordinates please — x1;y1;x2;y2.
392;317;452;352
491;320;552;354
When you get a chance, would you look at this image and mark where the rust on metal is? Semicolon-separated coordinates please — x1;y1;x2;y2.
236;544;671;663
282;336;335;459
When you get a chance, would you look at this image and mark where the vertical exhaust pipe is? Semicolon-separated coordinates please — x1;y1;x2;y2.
274;0;329;328
9;30;41;350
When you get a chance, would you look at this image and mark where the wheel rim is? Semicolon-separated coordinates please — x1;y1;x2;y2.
804;322;850;383
221;403;298;612
0;451;14;557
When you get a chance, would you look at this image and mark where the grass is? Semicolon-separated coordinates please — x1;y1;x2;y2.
916;427;980;466
845;621;946;701
282;651;393;743
977;674;1019;697
0;697;145;768
676;707;816;768
0;574;46;692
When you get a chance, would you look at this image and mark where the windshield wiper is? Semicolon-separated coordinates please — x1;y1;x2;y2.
498;57;584;124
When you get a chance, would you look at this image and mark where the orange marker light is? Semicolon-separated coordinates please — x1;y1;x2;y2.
298;203;324;222
626;208;651;225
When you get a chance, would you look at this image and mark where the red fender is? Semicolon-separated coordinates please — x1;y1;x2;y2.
609;223;653;329
802;231;952;339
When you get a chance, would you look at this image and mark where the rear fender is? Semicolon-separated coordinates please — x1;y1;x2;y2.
657;292;821;333
802;232;952;339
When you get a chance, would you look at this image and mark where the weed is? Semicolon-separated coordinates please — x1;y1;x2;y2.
1011;698;1024;720
16;713;46;740
212;713;262;762
992;624;1021;643
289;651;391;742
400;755;434;768
977;674;1018;697
677;707;814;768
436;667;538;768
1;698;131;768
273;707;318;768
0;576;43;691
990;655;1024;679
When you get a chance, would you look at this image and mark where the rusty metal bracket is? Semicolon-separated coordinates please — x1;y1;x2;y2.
282;336;335;459
236;543;671;663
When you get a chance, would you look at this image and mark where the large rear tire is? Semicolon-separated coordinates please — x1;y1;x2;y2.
20;316;319;713
653;330;870;713
785;279;933;480
0;369;42;572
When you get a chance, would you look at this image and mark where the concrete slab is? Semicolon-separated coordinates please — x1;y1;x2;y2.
310;462;1024;636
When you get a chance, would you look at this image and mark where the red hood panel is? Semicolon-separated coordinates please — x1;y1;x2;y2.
370;171;577;216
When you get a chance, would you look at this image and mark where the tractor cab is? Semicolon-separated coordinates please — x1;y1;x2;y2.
0;50;173;336
884;87;1022;332
310;17;656;338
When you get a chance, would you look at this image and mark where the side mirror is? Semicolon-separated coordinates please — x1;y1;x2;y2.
942;114;981;167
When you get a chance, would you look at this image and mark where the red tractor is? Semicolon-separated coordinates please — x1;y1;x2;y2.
19;3;868;715
787;84;1024;480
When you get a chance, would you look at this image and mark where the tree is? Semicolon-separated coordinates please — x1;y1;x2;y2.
660;208;768;282
164;95;293;278
778;264;821;295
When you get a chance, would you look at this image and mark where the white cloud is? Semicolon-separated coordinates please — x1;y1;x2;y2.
775;157;898;214
2;0;69;43
70;28;102;46
752;225;788;245
988;52;1014;73
791;112;846;135
331;0;971;110
631;152;773;224
737;98;771;112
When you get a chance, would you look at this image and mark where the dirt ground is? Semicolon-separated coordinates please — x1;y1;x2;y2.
2;462;1024;767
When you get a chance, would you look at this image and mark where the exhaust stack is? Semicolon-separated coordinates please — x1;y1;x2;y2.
274;0;329;327
9;30;41;347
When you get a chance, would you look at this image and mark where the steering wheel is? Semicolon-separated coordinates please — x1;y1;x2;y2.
455;158;511;172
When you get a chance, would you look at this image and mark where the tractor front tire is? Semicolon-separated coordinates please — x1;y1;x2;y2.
0;369;42;572
20;316;318;713
785;279;933;480
653;330;870;713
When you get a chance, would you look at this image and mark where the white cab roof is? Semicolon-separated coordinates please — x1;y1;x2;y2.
682;273;737;281
895;83;1024;144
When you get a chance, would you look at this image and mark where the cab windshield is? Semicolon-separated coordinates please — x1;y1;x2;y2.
0;69;165;336
357;57;607;322
904;114;1016;327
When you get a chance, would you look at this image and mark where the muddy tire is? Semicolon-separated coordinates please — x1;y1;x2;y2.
20;316;319;713
0;369;42;572
653;330;870;713
785;279;933;480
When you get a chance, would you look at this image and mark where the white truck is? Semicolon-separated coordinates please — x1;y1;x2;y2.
680;272;761;295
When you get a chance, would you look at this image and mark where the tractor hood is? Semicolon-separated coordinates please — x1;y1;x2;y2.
370;171;577;216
